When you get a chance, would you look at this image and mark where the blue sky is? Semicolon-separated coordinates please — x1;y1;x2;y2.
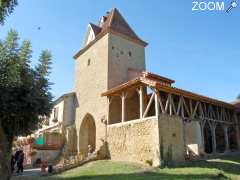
0;0;239;102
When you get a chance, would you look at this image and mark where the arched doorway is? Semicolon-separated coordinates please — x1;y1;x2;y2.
203;122;213;153
79;114;96;157
215;124;225;153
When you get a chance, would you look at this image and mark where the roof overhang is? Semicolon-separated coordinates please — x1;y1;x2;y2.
53;92;75;105
73;28;148;60
102;76;236;110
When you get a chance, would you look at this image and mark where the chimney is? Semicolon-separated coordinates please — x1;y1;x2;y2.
99;16;107;27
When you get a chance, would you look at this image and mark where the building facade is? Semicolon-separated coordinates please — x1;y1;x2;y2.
15;92;77;166
21;8;240;167
72;8;240;166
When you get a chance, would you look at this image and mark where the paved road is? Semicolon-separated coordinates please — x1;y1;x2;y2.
13;168;41;177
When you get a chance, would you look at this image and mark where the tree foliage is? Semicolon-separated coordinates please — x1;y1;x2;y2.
0;29;53;143
0;0;18;24
237;94;240;100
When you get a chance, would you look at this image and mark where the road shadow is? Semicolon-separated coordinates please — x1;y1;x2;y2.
48;172;226;180
173;155;240;176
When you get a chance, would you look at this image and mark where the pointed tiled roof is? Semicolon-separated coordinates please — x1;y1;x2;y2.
74;8;147;59
89;23;101;36
100;8;145;44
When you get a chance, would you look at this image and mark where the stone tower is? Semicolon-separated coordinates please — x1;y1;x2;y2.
73;8;147;154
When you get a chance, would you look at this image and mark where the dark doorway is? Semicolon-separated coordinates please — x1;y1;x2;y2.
228;126;238;151
79;113;96;157
204;122;213;153
215;124;225;153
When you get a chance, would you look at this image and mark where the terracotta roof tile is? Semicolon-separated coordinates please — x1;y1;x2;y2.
89;23;102;36
100;8;144;44
74;8;147;59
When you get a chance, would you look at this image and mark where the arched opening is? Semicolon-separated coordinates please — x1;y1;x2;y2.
215;124;225;153
79;114;96;157
228;126;238;151
204;122;213;153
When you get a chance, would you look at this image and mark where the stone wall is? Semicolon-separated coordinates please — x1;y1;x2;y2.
107;117;159;164
108;33;146;88
158;114;185;163
63;95;76;127
185;120;203;155
107;114;186;166
74;33;109;152
74;31;146;153
32;150;61;165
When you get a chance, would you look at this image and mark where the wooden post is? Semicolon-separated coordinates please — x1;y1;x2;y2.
182;120;187;156
121;92;127;123
211;123;217;153
200;120;206;153
138;86;144;119
143;92;154;118
223;124;230;152
107;97;112;125
154;90;159;117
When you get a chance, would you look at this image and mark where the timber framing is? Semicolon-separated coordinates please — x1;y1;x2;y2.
102;72;239;125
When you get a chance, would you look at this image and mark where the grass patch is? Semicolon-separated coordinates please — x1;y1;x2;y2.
12;155;240;180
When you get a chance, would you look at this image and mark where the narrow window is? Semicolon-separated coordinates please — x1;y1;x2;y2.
87;59;91;66
53;107;59;122
128;51;132;57
112;46;115;50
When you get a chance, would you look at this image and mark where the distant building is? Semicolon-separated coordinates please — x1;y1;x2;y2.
232;100;240;108
15;92;77;165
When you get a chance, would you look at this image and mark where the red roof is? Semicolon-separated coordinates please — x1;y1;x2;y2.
232;100;240;108
74;8;147;59
99;8;146;45
89;23;101;36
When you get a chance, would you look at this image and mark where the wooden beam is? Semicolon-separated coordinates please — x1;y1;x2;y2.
121;92;127;122
198;102;204;118
155;90;160;116
177;96;183;116
189;99;193;116
156;91;165;113
192;101;200;118
182;96;191;117
143;92;155;118
138;86;144;119
165;94;170;113
170;94;177;115
107;97;112;125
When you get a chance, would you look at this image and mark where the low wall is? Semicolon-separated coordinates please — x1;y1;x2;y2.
31;149;61;165
107;114;186;166
185;120;203;155
107;117;158;164
158;114;185;162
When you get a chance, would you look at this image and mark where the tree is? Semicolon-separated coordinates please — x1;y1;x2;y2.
0;30;53;180
237;94;240;100
0;0;18;24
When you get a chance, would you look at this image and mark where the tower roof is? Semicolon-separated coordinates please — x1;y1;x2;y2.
89;23;102;36
74;8;147;59
99;8;145;44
